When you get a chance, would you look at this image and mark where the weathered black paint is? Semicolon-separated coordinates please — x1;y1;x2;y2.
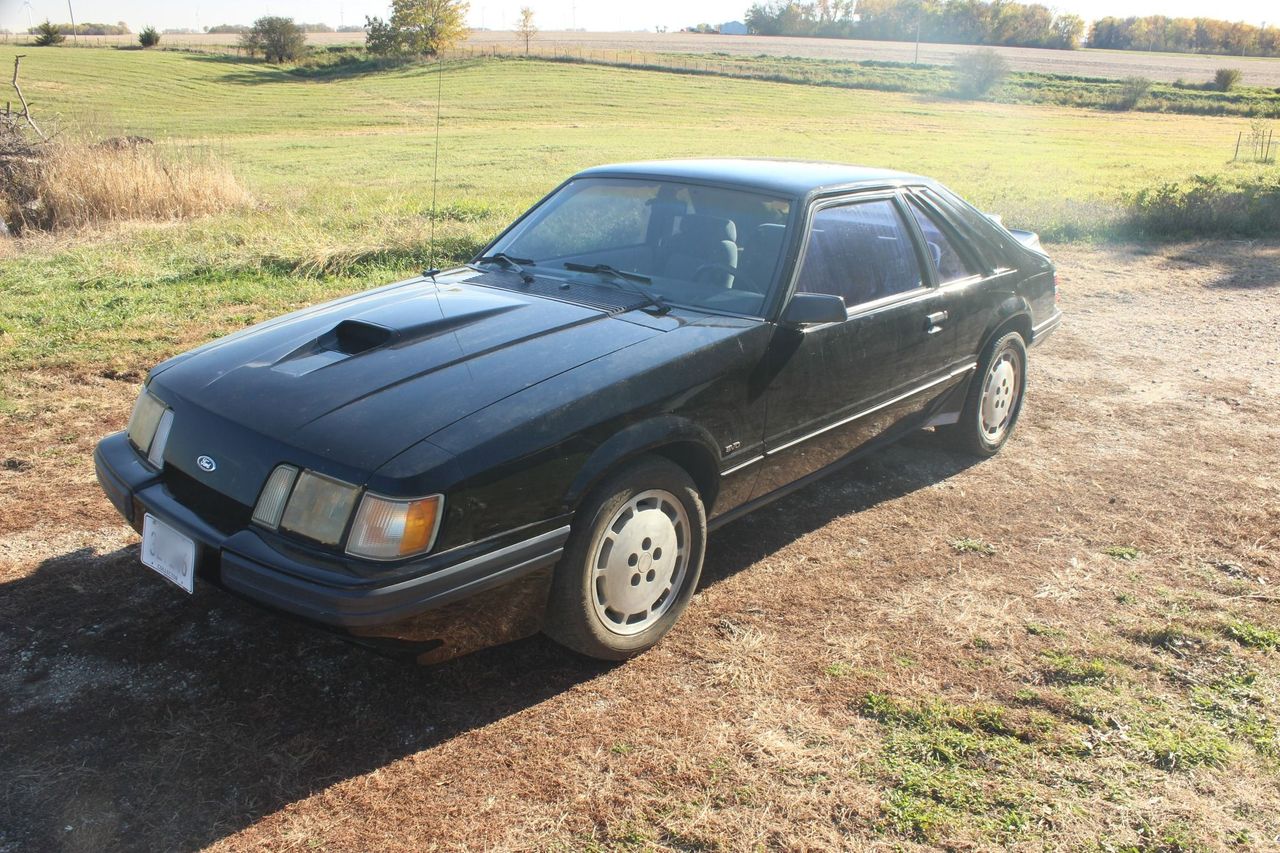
95;159;1059;660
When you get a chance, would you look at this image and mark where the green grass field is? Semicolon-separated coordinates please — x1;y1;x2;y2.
528;50;1280;117
0;45;1268;383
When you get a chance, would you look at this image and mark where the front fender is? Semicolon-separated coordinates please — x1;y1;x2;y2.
563;415;721;511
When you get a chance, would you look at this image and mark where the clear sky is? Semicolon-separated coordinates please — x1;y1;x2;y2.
0;0;1273;35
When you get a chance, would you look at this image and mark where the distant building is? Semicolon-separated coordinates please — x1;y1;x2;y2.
719;21;748;35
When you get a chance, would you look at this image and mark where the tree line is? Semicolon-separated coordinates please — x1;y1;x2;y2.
744;0;1085;49
26;21;131;35
1089;16;1280;58
744;1;1280;56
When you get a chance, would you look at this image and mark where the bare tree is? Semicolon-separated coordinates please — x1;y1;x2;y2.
3;55;48;236
516;7;538;55
3;55;47;146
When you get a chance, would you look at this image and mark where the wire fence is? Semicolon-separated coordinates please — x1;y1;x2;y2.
1232;126;1277;163
0;33;876;87
437;43;891;87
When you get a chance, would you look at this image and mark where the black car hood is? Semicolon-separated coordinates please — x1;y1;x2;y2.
150;273;659;477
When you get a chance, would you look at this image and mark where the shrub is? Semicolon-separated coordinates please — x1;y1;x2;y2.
138;26;161;48
1124;172;1280;239
1215;68;1242;92
0;140;252;234
240;16;307;63
952;49;1008;99
1114;76;1152;110
32;21;65;46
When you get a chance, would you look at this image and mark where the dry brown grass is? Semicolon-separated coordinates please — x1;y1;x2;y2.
0;140;251;234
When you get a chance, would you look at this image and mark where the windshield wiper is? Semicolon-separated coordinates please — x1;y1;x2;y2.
472;252;535;281
564;262;650;283
563;262;669;314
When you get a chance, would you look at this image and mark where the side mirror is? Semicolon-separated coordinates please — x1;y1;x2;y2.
781;292;847;327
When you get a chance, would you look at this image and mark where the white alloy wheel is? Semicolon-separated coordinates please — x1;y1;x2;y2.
979;349;1022;444
589;489;690;635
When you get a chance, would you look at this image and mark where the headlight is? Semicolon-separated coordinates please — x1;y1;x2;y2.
126;387;174;468
346;493;443;560
278;470;360;546
252;464;443;559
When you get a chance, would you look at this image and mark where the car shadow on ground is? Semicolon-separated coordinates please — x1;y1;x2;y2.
0;432;976;851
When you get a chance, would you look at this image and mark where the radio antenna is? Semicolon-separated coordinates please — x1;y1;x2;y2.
425;54;444;281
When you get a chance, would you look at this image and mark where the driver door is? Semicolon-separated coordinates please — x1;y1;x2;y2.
751;192;961;497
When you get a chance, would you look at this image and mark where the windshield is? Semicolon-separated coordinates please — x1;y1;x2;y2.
486;178;793;316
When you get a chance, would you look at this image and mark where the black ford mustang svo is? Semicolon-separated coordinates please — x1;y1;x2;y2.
95;159;1061;662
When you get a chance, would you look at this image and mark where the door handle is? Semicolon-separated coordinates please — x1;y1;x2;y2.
925;311;949;334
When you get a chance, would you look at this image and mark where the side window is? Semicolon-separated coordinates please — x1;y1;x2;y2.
797;199;922;309
906;197;981;284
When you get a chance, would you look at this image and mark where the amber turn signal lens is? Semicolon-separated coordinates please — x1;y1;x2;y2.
346;493;444;561
399;498;440;556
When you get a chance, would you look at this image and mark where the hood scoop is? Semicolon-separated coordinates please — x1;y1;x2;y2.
270;291;525;378
270;320;397;377
321;319;393;355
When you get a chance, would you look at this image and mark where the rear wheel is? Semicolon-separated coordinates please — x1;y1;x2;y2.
544;456;706;660
943;330;1027;457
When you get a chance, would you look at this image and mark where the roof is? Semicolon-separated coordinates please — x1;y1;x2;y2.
574;159;927;199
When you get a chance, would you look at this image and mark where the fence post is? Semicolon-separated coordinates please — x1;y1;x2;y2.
1233;131;1241;161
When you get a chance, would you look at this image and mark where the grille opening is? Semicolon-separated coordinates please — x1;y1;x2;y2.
163;467;252;534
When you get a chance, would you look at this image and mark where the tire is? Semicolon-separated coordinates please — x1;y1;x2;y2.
942;330;1028;457
544;456;707;661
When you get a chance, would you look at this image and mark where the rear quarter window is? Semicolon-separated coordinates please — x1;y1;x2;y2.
906;197;980;283
920;187;1014;271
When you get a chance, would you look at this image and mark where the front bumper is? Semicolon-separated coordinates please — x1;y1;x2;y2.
94;431;571;634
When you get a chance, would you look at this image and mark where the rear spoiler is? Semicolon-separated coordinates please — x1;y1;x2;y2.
985;213;1044;254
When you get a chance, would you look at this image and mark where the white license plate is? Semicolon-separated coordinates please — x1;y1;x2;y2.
141;513;196;594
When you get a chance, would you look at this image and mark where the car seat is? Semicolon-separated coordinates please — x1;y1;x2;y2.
661;214;738;288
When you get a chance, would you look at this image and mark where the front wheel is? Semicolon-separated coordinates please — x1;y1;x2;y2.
942;330;1028;457
544;456;706;661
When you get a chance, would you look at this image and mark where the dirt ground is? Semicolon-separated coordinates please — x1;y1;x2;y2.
1;240;1278;851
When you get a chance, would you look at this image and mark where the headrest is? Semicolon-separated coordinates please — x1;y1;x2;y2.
676;214;737;245
754;222;786;247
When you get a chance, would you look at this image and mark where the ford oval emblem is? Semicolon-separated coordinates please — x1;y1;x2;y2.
196;455;217;473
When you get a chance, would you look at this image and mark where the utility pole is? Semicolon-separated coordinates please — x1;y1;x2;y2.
66;0;78;43
913;11;921;66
